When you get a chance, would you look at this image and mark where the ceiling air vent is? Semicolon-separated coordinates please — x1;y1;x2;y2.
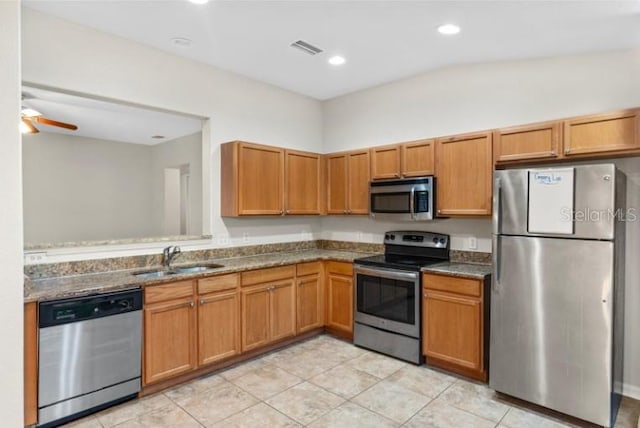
290;40;323;56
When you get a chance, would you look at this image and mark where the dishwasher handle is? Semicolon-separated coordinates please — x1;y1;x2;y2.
39;288;142;328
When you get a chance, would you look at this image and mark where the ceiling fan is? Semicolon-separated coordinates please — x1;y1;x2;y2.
20;94;78;134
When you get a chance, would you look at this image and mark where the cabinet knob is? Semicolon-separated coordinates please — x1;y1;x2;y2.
200;299;205;305
347;209;352;214
286;210;290;214
280;210;284;215
565;149;571;154
423;293;428;299
190;301;195;308
343;209;347;214
550;150;556;156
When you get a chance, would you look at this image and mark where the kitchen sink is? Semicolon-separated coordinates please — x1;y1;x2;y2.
133;263;224;279
174;264;224;273
133;270;179;279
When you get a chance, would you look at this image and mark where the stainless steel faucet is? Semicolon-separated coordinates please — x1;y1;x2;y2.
162;245;182;269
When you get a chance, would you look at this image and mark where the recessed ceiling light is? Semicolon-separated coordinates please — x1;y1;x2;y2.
437;24;461;35
328;55;346;66
188;0;209;4
171;37;193;47
151;135;166;139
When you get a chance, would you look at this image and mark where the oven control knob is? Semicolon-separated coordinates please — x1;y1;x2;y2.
439;238;446;244
390;234;395;240
385;234;390;240
432;237;439;244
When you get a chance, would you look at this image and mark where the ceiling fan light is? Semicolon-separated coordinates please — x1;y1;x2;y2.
20;119;35;134
21;107;42;118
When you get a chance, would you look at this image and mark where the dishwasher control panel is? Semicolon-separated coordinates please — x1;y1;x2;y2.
39;289;142;328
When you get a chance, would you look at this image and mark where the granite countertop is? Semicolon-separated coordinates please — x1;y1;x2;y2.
422;262;492;279
25;249;493;303
25;249;370;303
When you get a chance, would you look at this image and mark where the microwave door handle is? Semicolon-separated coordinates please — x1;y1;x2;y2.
409;187;415;220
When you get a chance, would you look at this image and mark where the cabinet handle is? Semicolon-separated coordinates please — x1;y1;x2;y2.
423;293;428;299
200;299;205;305
280;210;284;215
343;209;348;214
190;301;195;308
550;150;556;156
286;210;290;214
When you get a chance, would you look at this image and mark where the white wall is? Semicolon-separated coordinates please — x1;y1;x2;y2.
150;132;203;236
321;49;640;396
23;132;155;243
321;49;640;252
0;1;23;425
21;7;324;257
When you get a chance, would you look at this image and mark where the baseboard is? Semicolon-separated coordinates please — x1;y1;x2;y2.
623;383;640;401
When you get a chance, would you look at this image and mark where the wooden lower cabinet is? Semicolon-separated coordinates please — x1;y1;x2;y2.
144;296;197;385
422;273;487;381
198;290;241;366
297;273;323;333
24;302;38;426
325;261;354;337
241;268;296;352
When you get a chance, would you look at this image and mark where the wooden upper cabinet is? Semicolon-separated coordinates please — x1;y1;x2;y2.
435;132;493;217
347;150;370;214
564;109;640;157
285;149;322;215
221;141;284;216
494;121;562;164
371;144;401;180
401;139;435;177
371;140;435;180
326;150;370;215
221;142;324;216
327;153;348;214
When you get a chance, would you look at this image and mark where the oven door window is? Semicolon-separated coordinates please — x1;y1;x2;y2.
371;192;410;213
356;273;415;324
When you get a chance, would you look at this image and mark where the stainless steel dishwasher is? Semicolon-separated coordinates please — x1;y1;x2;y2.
38;289;142;427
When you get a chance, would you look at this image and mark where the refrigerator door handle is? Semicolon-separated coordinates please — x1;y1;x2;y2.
493;176;503;235
493;234;501;291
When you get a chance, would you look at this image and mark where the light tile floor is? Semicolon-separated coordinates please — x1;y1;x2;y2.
63;334;640;428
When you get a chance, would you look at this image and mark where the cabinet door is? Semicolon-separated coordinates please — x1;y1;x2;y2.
238;142;284;215
144;298;197;385
494;121;561;164
423;290;481;371
326;273;353;334
564;109;639;157
285;150;322;215
297;273;323;333
24;302;38;426
241;285;271;352
347;150;370;214
371;145;401;180
270;279;297;342
327;154;348;214
401;139;435;177
436;132;492;216
198;291;240;366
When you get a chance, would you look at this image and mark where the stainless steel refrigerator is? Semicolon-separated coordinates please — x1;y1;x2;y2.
490;164;625;427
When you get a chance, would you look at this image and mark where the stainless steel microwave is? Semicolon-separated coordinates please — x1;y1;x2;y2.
369;177;435;221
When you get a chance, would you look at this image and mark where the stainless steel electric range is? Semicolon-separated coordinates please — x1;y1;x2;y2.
353;231;449;364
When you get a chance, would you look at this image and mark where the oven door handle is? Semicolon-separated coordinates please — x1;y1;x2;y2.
354;265;419;282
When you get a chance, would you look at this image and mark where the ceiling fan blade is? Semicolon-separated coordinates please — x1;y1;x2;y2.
21;118;39;134
33;116;78;131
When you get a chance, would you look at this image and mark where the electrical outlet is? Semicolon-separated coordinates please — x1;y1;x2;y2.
25;252;47;264
468;237;478;250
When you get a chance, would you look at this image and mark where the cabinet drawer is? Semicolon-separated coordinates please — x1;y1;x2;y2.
423;274;481;297
198;273;239;294
297;261;322;277
241;265;295;287
325;261;353;276
145;280;195;305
